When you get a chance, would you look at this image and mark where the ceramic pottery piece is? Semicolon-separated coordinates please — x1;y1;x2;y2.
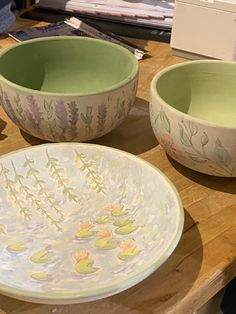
0;143;183;304
0;36;138;142
150;60;236;177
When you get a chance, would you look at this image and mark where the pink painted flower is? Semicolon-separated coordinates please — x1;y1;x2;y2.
160;133;185;160
99;229;112;238
73;250;90;262
119;239;134;250
79;220;93;230
160;133;176;152
102;203;117;212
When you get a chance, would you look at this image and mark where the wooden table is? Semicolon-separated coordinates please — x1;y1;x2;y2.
0;18;235;314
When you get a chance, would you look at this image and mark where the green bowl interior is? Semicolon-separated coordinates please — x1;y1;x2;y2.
0;37;137;94
155;62;236;128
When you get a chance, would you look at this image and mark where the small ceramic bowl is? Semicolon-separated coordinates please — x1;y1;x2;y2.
150;60;236;177
0;36;138;142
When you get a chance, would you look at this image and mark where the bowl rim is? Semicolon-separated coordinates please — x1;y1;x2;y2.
0;142;184;304
0;36;139;97
150;60;236;130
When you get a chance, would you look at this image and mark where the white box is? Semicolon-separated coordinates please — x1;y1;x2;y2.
171;0;236;60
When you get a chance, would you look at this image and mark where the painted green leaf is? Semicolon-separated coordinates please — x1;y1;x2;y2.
80;164;86;171
115;224;138;235
57;181;64;188
113;217;134;227
68;194;78;202
214;138;232;166
178;123;192;147
189;122;198;136
201;132;209;146
26;169;35;178
26;193;34;200
30;249;53;264
111;206;128;217
0;167;9;175
186;152;208;163
24;159;33;167
95;238;117;250
7;242;27;252
160;110;171;133
39;188;47;195
75;259;99;274
19;185;29;193
31;272;51;281
75;229;97;238
96;187;105;194
44;100;53;118
80;113;87;123
36;179;45;185
95;215;111;224
118;248;140;261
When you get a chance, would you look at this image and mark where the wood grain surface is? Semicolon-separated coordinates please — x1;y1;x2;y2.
0;18;235;314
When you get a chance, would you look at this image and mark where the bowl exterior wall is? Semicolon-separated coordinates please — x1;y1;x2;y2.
150;92;236;177
0;76;138;142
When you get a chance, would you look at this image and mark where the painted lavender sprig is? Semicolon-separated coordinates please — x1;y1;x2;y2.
14;93;25;122
3;92;21;126
46;150;78;202
11;161;63;232
44;100;57;141
55;100;68;141
24;157;64;220
75;150;106;194
81;106;93;136
67;101;79;140
96;103;107;137
115;98;126;121
0;165;31;220
25;95;43;137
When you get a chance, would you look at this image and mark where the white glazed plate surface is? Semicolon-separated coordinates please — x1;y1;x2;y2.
0;143;184;304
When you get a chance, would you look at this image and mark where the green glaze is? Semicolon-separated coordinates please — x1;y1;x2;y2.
0;36;138;95
155;61;236;127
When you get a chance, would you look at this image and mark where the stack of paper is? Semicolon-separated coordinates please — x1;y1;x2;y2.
38;0;174;29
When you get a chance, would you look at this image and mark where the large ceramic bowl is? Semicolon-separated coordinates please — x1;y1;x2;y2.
150;60;236;177
0;143;183;304
0;36;138;142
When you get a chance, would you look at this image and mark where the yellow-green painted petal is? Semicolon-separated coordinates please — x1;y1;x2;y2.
75;259;99;274
115;224;138;235
7;242;26;252
30;249;53;264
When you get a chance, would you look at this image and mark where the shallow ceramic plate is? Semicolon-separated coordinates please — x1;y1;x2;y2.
0;143;183;304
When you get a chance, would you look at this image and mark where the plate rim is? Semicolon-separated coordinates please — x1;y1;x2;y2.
0;142;184;303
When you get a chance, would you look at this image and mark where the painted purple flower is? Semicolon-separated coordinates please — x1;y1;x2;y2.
26;95;44;137
96;103;107;137
55;100;68;141
67;101;79;140
27;95;43;125
3;92;22;127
